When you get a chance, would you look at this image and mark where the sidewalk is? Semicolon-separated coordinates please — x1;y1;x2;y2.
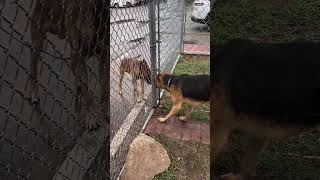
183;44;210;55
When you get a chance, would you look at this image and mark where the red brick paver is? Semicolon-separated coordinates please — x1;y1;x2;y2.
144;115;210;145
183;44;210;55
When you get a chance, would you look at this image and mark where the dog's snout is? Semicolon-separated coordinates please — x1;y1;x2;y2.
154;75;159;87
147;76;152;84
144;72;152;85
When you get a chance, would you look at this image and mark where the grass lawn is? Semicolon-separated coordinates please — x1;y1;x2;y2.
212;0;320;179
160;55;210;123
212;0;320;44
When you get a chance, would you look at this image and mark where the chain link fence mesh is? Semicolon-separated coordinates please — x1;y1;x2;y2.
180;0;210;60
0;0;211;179
0;0;109;180
109;0;157;178
110;0;210;179
156;0;184;73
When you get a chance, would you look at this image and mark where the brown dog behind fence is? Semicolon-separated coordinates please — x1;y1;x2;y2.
30;0;108;130
119;57;152;103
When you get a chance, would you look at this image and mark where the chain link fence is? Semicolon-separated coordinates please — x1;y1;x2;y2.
0;0;211;179
180;0;210;59
109;0;161;177
109;0;155;178
110;0;210;179
158;0;210;73
0;0;109;180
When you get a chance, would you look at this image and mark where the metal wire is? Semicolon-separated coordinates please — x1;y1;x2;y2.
110;0;210;179
0;0;109;179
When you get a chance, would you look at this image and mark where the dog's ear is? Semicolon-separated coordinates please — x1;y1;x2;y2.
140;59;148;66
141;59;147;63
155;73;160;80
155;73;162;81
140;59;150;71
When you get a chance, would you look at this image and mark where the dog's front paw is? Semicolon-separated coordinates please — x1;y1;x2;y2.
80;111;100;131
158;117;167;123
28;96;40;105
86;116;100;131
219;173;242;180
142;96;147;100
137;98;142;103
78;102;100;131
178;116;187;121
27;89;40;105
28;94;40;105
28;80;40;105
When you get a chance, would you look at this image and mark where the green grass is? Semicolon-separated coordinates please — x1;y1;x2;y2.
211;0;320;44
211;0;320;179
153;170;175;180
173;57;210;75
213;131;320;179
161;56;210;123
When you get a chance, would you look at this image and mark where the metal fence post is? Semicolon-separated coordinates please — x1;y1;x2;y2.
180;0;186;52
149;0;158;108
157;0;161;101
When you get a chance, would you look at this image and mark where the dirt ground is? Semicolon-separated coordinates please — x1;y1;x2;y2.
152;134;210;180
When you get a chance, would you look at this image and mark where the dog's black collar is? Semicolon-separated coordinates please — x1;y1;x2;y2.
165;77;172;92
167;77;172;87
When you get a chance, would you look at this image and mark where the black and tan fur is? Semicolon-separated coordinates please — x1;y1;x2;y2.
119;58;152;103
155;73;209;122
30;0;108;130
212;39;320;180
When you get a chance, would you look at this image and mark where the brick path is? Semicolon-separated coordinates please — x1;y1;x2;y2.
183;44;210;55
144;111;210;145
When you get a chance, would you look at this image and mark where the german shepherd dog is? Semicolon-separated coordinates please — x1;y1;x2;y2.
119;58;152;103
155;73;209;122
30;0;108;130
212;39;320;179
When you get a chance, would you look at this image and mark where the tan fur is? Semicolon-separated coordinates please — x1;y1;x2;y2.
119;58;151;103
30;0;108;130
155;74;205;123
211;84;312;180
